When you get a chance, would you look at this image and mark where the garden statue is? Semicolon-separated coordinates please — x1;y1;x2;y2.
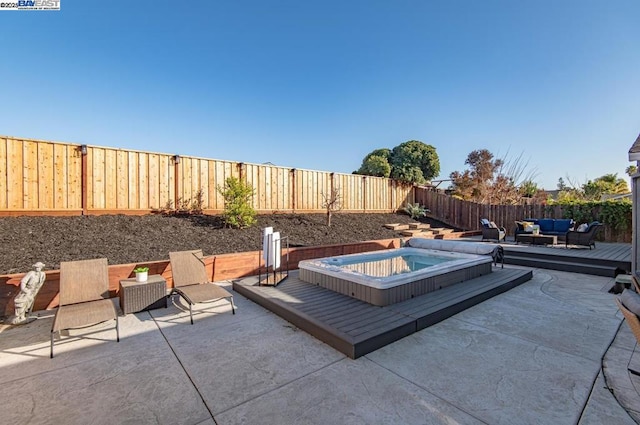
8;262;46;325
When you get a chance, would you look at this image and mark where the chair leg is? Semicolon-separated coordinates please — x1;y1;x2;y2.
630;368;640;377
115;316;120;342
189;304;194;325
50;331;54;359
230;296;236;314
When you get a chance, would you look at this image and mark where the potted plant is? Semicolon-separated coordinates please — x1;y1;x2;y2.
133;266;149;282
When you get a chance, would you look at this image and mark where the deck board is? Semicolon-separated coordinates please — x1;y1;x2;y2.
233;243;629;358
502;241;630;275
233;267;532;358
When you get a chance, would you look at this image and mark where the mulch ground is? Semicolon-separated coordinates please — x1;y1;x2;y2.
0;213;455;275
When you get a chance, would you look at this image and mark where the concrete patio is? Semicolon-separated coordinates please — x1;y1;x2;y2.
2;265;639;424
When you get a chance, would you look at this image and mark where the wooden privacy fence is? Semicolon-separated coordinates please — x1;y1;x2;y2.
0;136;414;215
415;189;631;243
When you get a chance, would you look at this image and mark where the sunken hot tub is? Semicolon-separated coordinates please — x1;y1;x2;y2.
298;247;493;306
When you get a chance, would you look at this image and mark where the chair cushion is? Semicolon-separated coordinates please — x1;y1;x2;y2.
538;219;555;233
52;298;117;332
489;221;498;229
621;289;640;316
576;223;588;232
553;219;573;233
174;283;233;305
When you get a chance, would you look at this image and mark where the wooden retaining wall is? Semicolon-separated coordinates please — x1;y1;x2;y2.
0;238;401;317
0;136;414;215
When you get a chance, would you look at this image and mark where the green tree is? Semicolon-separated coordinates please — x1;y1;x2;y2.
626;165;637;176
354;148;392;177
518;180;539;198
582;173;628;200
389;140;440;184
556;189;583;202
355;141;440;185
557;177;567;191
217;177;256;229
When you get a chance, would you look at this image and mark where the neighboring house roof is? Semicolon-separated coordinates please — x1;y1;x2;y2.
601;192;632;201
628;133;640;161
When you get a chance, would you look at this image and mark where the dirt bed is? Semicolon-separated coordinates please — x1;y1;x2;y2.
0;213;455;274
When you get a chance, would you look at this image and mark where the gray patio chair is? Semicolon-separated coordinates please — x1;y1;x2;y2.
480;218;506;242
169;249;235;324
51;258;119;358
565;222;603;249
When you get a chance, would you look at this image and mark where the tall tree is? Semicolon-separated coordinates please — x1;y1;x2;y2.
389;140;440;184
557;177;567;191
582;173;629;200
518;180;539;198
354;140;440;185
354;148;391;177
449;149;510;203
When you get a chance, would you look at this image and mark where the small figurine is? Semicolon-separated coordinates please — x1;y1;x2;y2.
8;262;46;325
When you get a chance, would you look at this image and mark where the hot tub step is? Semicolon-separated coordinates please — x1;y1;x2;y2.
431;228;454;235
386;223;410;231
410;232;435;239
401;229;432;236
408;223;431;230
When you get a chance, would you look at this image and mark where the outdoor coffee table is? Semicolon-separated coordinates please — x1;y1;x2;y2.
119;275;168;314
516;234;557;245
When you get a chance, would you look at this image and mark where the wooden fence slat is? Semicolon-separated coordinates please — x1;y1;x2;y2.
38;142;54;209
53;144;67;209
128;151;138;209
116;150;128;209
23;140;38;209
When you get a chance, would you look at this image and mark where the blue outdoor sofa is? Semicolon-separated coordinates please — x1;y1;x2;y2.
515;218;575;241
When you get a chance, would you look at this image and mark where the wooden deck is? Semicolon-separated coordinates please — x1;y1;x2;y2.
233;268;532;359
502;241;631;276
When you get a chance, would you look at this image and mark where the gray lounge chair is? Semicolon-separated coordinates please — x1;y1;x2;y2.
51;258;119;358
169;250;235;324
565;222;603;249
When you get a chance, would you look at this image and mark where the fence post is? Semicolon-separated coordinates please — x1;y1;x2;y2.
173;155;180;206
362;176;366;212
291;168;296;212
80;144;88;215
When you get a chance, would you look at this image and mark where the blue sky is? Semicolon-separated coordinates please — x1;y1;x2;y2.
1;0;639;190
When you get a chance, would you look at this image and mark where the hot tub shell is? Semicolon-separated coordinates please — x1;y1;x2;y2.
298;247;493;306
